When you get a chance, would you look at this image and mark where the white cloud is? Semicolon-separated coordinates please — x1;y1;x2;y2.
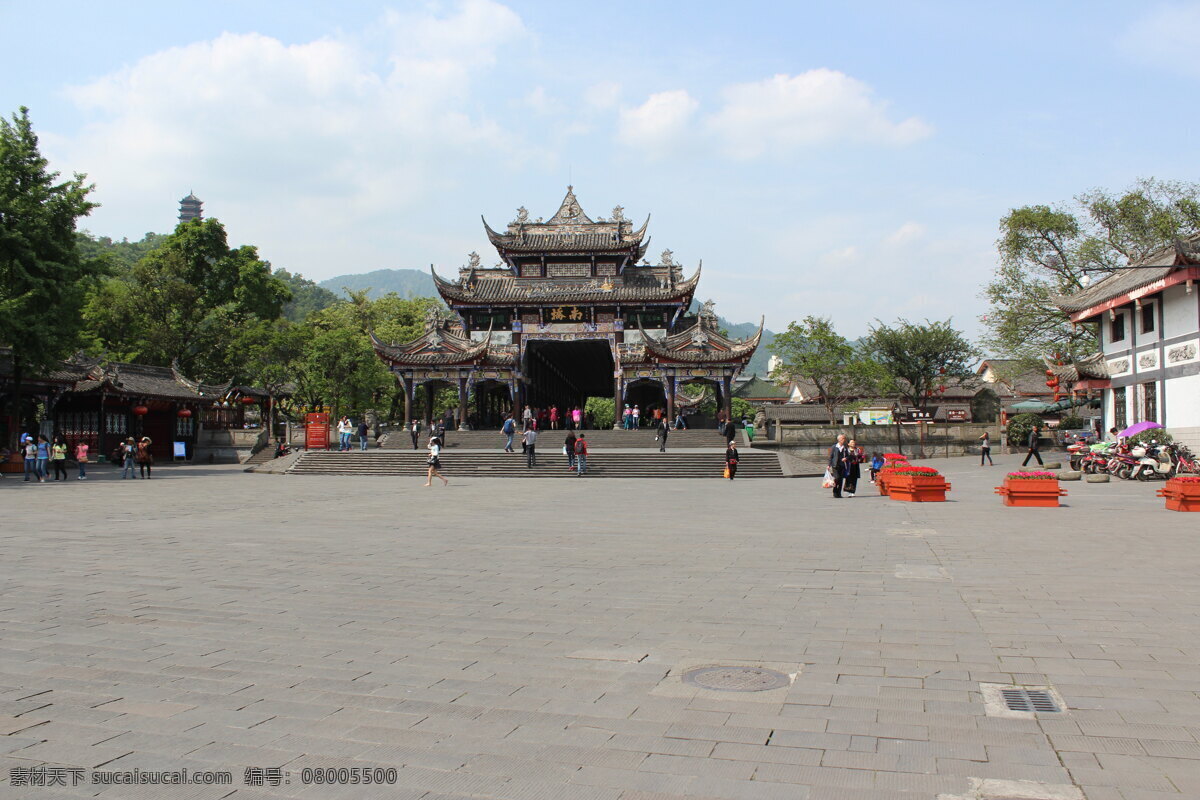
52;1;533;276
1120;4;1200;79
706;70;932;159
584;81;622;110
616;89;699;153
884;221;926;246
820;245;861;266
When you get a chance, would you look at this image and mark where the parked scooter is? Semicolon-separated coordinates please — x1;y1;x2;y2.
1131;440;1174;481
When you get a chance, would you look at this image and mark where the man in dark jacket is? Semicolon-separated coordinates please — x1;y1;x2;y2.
656;416;669;452
356;419;370;451
828;433;849;498
1021;425;1044;466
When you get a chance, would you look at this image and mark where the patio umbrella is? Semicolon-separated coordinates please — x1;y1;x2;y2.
1119;420;1163;438
1009;399;1052;413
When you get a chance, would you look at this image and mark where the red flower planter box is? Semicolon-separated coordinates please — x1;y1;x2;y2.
888;474;951;502
995;477;1066;507
1156;477;1200;512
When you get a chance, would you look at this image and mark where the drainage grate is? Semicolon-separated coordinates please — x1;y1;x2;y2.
681;666;790;692
1000;688;1060;713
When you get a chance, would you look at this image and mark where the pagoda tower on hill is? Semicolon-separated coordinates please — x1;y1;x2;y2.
372;187;762;428
178;193;203;224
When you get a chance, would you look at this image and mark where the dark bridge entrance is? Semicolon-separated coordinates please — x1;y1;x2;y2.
522;339;613;412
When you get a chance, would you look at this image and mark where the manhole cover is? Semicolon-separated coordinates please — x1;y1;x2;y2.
1000;688;1060;713
681;667;790;692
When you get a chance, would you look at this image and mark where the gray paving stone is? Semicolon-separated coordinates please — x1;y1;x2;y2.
4;459;1200;799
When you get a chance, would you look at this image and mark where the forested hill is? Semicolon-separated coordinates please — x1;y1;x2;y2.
319;268;776;376
319;269;436;299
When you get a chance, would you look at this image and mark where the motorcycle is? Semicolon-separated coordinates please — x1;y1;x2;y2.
1106;447;1141;480
1131;440;1174;481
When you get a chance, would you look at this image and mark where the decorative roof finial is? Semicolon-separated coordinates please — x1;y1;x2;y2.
660;249;675;266
467;251;481;269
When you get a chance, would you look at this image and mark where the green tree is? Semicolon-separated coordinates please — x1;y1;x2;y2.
863;319;979;410
76;231;168;274
301;291;442;420
585;396;614;429
275;268;340;322
0;107;99;446
82;218;291;377
983;178;1200;363
768;316;880;423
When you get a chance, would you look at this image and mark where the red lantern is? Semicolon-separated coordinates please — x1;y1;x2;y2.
132;405;149;416
177;408;193;418
240;396;257;406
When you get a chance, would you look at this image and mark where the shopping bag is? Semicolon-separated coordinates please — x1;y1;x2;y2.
821;467;835;488
722;466;730;479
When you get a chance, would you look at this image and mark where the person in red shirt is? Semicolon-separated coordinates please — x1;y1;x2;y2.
574;433;588;476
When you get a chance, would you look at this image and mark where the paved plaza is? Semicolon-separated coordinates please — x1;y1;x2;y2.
1;457;1199;799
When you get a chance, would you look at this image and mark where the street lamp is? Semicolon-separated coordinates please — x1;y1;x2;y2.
892;401;903;456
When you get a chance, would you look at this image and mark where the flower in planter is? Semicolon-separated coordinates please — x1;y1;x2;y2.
890;466;942;477
1171;476;1200;484
882;452;908;461
1005;471;1058;480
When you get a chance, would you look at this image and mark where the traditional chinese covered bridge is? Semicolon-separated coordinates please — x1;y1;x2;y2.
372;188;762;428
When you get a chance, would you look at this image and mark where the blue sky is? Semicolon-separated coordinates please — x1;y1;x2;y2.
3;1;1198;341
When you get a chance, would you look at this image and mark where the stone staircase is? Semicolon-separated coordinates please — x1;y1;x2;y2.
287;448;783;479
378;427;729;450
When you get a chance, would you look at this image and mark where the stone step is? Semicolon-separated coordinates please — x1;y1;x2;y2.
378;428;729;450
288;450;782;478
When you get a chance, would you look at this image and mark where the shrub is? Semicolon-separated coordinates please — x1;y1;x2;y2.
1005;413;1043;447
1127;429;1173;446
1057;413;1086;430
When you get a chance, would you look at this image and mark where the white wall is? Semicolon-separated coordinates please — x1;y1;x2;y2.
1168;372;1200;451
1162;284;1199;338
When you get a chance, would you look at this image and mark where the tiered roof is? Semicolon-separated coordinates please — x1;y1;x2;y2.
637;313;763;365
370;310;516;368
1053;232;1200;318
432;263;701;305
482;186;650;260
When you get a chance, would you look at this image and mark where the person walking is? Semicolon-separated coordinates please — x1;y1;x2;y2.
574;433;588;476
725;441;739;480
631;405;640;429
571;406;582;431
843;438;862;497
423;435;448;486
549;405;559;430
656;415;669;452
336;416;352;451
409;419;421;450
51;436;68;481
357;419;370;451
23;436;39;482
828;433;849;498
723;418;737;447
522;426;538;468
1021;425;1044;466
622;404;632;429
35;435;51;482
74;440;89;480
120;437;137;479
501;414;516;452
564;430;577;471
869;452;884;483
522;405;532;429
979;431;994;466
136;436;154;479
674;411;687;430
